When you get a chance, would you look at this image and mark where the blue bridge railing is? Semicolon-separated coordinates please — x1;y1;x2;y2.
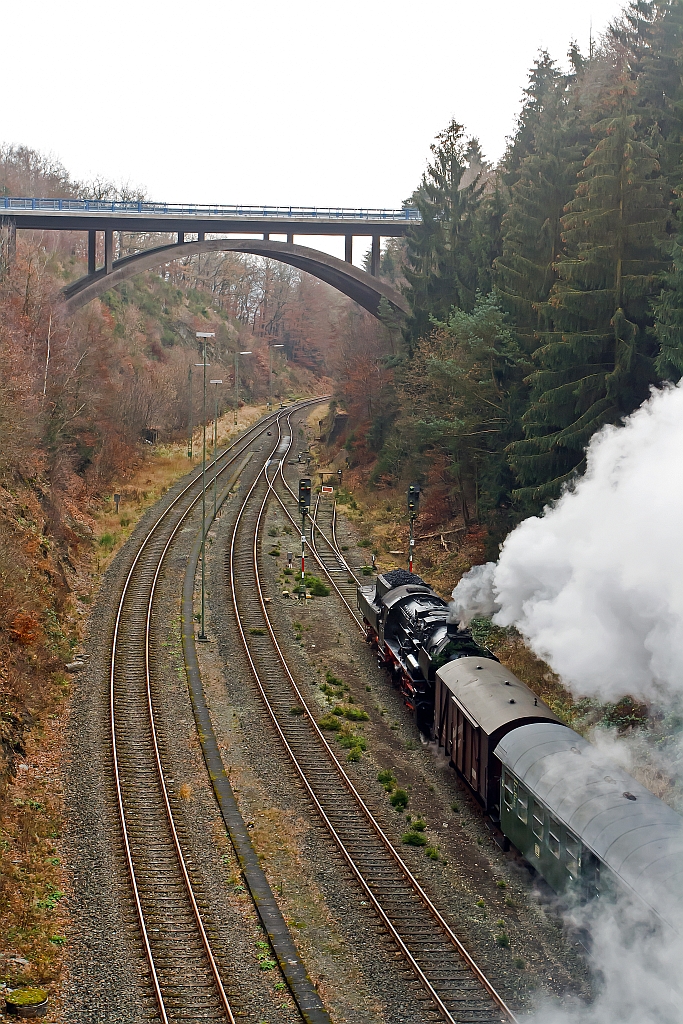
1;197;419;221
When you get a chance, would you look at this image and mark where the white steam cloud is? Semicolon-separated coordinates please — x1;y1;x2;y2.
524;895;683;1024
451;382;683;704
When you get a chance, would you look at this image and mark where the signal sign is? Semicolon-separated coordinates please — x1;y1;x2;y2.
299;477;312;514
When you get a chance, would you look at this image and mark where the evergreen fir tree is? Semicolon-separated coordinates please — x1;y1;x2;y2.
496;55;590;355
403;121;484;349
653;231;683;377
393;294;525;522
639;1;683;378
622;1;683;182
472;179;508;296
511;73;668;503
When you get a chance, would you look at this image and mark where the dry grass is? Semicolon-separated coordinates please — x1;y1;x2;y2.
178;782;193;801
306;402;329;432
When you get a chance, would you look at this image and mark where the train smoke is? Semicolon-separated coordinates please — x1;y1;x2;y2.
450;382;683;705
524;895;682;1024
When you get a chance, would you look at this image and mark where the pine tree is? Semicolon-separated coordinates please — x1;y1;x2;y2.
511;72;668;503
472;178;507;296
503;52;567;182
403;121;484;349
396;294;526;522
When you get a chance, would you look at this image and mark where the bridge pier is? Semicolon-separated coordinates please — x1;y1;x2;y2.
287;233;293;245
371;235;380;277
87;230;96;274
345;235;353;264
104;229;114;274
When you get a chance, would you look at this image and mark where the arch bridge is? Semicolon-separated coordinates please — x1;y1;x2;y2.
1;198;415;319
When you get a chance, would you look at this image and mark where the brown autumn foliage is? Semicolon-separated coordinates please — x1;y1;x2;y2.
0;144;351;985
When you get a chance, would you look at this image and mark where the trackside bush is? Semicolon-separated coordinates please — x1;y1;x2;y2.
402;831;427;846
390;788;409;810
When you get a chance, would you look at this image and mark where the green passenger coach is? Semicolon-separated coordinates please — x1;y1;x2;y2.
495;722;683;924
498;764;603;896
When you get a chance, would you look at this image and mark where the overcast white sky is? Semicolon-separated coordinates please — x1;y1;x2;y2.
4;0;625;212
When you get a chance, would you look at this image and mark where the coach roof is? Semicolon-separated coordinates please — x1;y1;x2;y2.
436;657;561;736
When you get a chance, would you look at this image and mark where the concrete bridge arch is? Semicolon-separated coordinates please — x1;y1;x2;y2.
62;237;409;320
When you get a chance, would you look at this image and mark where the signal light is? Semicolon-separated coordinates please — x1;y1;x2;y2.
299;477;312;514
407;483;421;513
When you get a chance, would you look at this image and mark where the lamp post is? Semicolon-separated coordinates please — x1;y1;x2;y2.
268;343;284;410
210;379;223;520
234;350;252;425
187;363;193;459
196;331;215;641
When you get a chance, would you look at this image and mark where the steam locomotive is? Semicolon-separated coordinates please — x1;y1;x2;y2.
358;570;683;932
357;569;496;730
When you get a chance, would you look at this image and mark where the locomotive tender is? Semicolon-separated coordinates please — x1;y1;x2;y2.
359;570;683;931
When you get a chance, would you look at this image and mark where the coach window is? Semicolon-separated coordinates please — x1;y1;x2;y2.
565;832;580;877
548;818;561;858
503;773;515;810
517;788;528;824
532;801;544;840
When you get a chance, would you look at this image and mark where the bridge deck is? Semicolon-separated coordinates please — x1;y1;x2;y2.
1;197;418;235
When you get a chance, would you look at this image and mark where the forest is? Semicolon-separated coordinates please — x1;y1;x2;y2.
331;0;683;548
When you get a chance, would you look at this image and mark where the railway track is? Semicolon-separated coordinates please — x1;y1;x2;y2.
109;405;319;1023
228;410;518;1024
309;492;363;615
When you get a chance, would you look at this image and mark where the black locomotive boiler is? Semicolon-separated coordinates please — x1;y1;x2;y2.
357;569;496;730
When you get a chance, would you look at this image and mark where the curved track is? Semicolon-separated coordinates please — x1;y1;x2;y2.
227;410;518;1024
109;405;318;1022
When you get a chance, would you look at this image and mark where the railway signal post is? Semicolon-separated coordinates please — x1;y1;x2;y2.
196;331;215;641
407;483;420;573
298;477;311;596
